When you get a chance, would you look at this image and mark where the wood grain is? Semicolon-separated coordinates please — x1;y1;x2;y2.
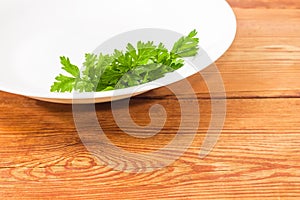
1;0;300;199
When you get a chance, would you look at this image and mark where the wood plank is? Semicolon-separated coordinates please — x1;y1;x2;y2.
228;0;300;9
217;8;300;97
1;97;300;163
1;132;300;199
1;93;300;136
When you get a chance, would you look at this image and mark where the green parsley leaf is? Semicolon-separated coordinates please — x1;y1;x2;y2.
60;56;80;77
50;57;80;92
171;29;199;57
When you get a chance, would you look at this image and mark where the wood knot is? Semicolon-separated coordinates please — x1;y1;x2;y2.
65;156;97;170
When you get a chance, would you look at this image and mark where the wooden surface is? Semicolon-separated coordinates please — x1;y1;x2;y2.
1;0;300;199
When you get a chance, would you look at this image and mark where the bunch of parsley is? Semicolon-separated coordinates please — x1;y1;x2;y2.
51;30;199;92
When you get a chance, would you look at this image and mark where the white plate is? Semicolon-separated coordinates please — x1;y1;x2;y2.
0;0;236;104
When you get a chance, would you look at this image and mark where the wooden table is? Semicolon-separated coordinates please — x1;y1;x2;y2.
1;0;300;199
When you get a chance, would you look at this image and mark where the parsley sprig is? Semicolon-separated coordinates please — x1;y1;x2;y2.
51;30;199;92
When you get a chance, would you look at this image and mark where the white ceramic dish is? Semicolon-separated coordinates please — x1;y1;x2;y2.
0;0;236;104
